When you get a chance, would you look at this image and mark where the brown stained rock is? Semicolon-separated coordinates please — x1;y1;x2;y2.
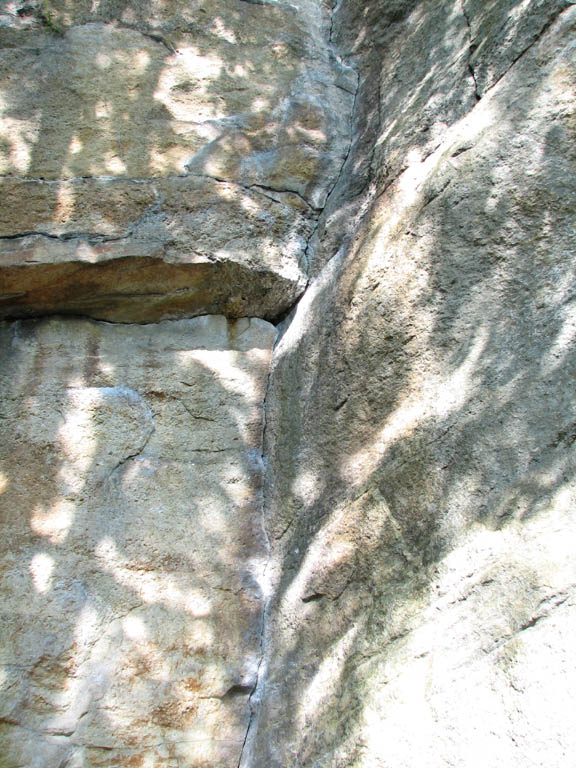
0;315;275;767
0;175;311;321
0;247;304;323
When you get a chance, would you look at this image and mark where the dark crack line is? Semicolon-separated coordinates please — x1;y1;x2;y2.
186;173;319;213
0;175;166;184
108;412;155;479
486;4;572;96
250;183;321;213
236;4;360;763
460;0;480;101
350;0;574;234
301;48;360;275
236;0;297;9
0;231;128;243
236;322;276;768
112;23;179;54
462;2;573;105
483;591;574;658
355;0;569;221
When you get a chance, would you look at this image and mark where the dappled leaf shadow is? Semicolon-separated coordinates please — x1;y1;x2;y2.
245;2;576;765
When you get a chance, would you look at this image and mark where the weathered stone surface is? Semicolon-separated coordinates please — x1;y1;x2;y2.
1;0;576;765
0;0;356;321
0;2;353;202
245;3;576;766
308;0;575;275
0;315;275;767
0;175;310;322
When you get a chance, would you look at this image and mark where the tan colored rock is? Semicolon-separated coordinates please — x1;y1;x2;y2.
2;0;575;765
0;175;310;322
0;315;275;767
0;0;356;321
0;2;354;199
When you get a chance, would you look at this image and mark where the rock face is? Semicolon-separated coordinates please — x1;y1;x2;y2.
1;0;576;767
243;1;576;766
0;315;275;767
0;0;355;321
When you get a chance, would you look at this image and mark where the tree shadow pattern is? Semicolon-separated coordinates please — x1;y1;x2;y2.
0;0;354;322
0;314;275;767
245;1;576;765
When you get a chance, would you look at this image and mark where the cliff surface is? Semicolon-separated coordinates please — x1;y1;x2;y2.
0;1;575;766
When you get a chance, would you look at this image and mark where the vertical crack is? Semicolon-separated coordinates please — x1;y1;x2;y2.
302;0;360;275
236;331;275;768
460;0;480;101
237;1;359;762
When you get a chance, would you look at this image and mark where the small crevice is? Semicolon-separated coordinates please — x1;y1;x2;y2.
113;24;179;54
236;0;297;9
301;71;359;273
490;4;571;93
302;592;325;604
1;175;169;185
250;183;321;213
468;62;480;102
460;0;480;101
465;3;572;104
485;590;574;657
235;314;278;768
108;411;155;478
198;683;255;701
0;231;127;243
237;5;360;764
177;397;216;424
186;172;318;213
224;684;254;698
517;593;570;632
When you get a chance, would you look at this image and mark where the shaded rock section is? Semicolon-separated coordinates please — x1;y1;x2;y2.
245;3;576;766
0;315;275;767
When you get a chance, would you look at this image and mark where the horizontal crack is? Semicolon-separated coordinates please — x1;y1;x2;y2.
0;231;127;243
236;0;297;9
186;173;319;213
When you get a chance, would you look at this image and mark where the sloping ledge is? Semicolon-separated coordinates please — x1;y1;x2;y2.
0;241;305;323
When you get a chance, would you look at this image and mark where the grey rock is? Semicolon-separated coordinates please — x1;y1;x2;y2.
0;315;275;767
245;4;576;767
1;0;575;766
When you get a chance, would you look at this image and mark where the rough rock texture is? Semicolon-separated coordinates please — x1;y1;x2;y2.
0;315;275;767
0;0;356;321
0;175;310;322
245;2;576;766
1;0;576;766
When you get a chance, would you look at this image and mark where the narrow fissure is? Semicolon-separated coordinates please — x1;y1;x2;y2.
234;1;360;763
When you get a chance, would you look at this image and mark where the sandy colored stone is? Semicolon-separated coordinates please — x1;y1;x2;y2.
0;175;311;321
0;315;275;767
1;0;575;766
0;0;358;321
0;1;354;204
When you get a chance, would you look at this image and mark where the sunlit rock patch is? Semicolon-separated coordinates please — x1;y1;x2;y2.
0;0;356;323
0;315;275;767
